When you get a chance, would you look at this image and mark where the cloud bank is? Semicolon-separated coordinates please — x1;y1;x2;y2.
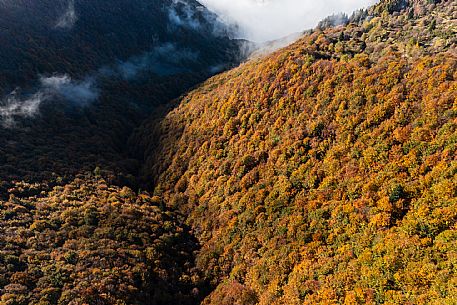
199;0;377;42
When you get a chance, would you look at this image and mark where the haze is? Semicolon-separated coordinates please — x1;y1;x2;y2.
200;0;378;42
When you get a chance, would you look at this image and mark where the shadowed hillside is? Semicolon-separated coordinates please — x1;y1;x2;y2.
0;173;209;304
0;0;248;198
0;1;246;303
0;0;242;92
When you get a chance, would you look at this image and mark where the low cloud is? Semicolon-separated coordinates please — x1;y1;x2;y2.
0;91;44;128
167;0;237;38
0;74;98;127
0;39;205;128
40;75;99;105
55;0;77;29
105;43;200;79
168;0;202;30
199;0;377;42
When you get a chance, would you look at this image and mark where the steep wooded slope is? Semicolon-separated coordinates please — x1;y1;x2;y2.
0;0;246;197
0;0;241;92
0;1;245;303
0;173;208;304
135;0;457;304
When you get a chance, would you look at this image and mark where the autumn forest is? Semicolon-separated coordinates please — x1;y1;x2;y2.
0;0;456;304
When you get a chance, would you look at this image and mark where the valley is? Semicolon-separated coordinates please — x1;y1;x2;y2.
0;0;456;304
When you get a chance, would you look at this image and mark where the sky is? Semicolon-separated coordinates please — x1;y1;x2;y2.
199;0;378;42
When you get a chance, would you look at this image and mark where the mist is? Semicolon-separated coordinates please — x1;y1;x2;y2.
40;75;99;105
112;43;200;79
0;91;44;128
0;74;98;127
168;0;202;30
55;0;77;29
168;0;236;38
199;0;378;42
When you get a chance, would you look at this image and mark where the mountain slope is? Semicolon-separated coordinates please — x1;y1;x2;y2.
0;174;207;304
1;0;456;304
0;0;247;197
0;1;246;302
134;0;457;304
0;0;241;92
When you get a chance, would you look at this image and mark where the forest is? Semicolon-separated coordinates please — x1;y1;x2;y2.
135;0;456;303
1;0;456;304
1;173;208;304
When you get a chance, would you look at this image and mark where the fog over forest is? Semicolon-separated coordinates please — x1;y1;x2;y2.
200;0;378;41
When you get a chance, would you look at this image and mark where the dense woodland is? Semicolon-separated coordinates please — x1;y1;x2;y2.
0;0;245;198
0;0;243;92
0;173;207;304
1;0;456;304
0;0;242;303
135;0;457;304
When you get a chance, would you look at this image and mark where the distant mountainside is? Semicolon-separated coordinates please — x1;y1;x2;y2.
0;1;247;303
134;0;456;304
0;0;242;91
0;0;247;195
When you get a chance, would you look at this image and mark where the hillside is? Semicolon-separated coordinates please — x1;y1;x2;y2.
134;0;457;304
0;173;207;304
0;1;245;303
0;0;241;92
0;0;246;197
0;0;456;304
